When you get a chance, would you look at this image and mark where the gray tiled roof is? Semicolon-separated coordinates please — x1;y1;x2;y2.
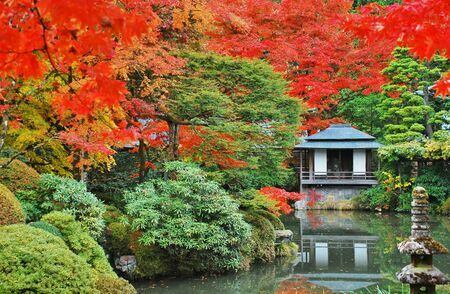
294;140;382;149
295;124;382;149
304;124;375;141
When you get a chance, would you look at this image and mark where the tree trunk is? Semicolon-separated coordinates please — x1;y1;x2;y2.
0;112;8;152
138;138;146;183
168;121;180;161
80;150;88;184
73;150;88;183
423;86;434;139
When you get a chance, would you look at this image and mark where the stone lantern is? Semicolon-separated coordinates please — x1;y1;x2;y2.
397;187;449;294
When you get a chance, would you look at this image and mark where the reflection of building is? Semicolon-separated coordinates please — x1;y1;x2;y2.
294;124;382;196
290;211;381;293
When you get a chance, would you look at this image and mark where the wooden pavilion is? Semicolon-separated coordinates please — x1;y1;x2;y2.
294;124;382;193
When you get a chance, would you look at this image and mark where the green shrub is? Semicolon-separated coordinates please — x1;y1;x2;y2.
236;189;279;212
42;211;114;276
29;221;62;238
275;242;299;258
132;240;174;278
125;161;251;274
106;222;133;256
441;197;450;215
0;183;25;226
15;189;42;221
253;209;284;230
38;174;105;239
243;212;276;263
103;204;126;225
0;158;40;193
0;224;98;293
93;273;137;294
415;166;450;205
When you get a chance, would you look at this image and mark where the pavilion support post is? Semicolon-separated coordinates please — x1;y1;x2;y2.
299;150;303;193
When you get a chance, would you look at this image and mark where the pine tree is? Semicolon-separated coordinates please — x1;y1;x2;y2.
380;48;449;144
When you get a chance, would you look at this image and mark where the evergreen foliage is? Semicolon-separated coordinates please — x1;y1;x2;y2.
0;183;25;226
106;222;133;256
41;212;114;276
380;47;449;144
93;273;137;294
0;225;98;293
35;174;106;239
176;52;301;191
242;212;276;263
0;158;40;193
124;161;252;274
29;221;63;238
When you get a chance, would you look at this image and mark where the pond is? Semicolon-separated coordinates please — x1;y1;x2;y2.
134;211;450;293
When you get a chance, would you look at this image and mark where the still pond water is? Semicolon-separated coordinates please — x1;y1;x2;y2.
135;211;450;293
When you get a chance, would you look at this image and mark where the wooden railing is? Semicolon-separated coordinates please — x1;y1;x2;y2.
300;171;376;181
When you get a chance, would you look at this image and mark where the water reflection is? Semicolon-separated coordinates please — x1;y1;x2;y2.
136;211;450;294
289;211;381;292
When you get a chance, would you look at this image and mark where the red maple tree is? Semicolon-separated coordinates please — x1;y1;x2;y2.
259;187;305;215
0;0;157;174
345;0;450;95
207;0;392;132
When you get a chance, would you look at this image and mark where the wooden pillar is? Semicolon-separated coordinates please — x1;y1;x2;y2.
299;150;303;193
309;150;313;180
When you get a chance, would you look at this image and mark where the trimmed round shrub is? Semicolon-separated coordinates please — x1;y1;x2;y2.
254;209;285;230
0;225;98;293
243;211;276;263
0;158;40;193
29;221;63;238
42;211;114;276
93;273;137;294
106;222;133;256
0;183;25;225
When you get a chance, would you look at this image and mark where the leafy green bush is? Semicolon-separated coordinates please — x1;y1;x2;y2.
124;161;251;274
415;166;450;205
42;211;114;276
236;189;279;212
0;224;98;293
132;239;174;278
0;183;25;226
15;189;42;221
103;204;127;225
93;273;137;294
357;172;413;211
29;221;62;238
275;242;299;258
253;209;284;230
106;222;133;256
440;197;450;215
243;211;276;263
0;158;40;193
37;174;105;239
